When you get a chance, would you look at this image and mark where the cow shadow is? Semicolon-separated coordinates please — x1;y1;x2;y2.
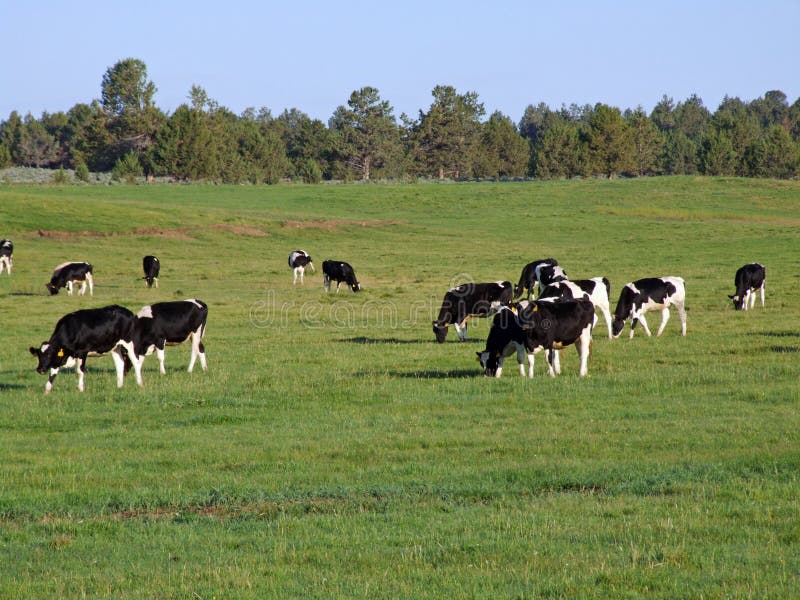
758;331;800;338
389;368;478;379
338;336;426;345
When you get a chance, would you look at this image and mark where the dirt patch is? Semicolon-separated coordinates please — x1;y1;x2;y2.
34;224;267;240
280;219;404;230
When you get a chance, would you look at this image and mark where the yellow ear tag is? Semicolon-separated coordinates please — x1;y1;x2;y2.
532;305;539;312
57;349;64;357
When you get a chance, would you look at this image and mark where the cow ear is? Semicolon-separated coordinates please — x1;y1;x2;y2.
29;347;38;355
727;294;735;299
475;352;482;358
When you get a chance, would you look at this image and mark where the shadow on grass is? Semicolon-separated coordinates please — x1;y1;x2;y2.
758;330;800;338
389;368;478;379
337;336;425;345
768;345;800;353
0;383;27;390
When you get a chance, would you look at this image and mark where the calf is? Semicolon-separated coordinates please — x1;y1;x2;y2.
517;297;595;376
322;260;360;293
47;262;94;296
0;239;13;275
476;307;535;378
514;258;558;299
133;299;208;374
728;263;766;310
143;255;160;288
612;276;686;339
433;281;513;343
289;250;315;284
29;305;142;393
540;277;613;339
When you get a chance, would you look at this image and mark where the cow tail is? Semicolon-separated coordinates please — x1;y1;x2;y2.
602;277;610;297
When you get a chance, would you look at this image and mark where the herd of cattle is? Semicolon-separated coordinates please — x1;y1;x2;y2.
0;237;768;391
1;240;207;393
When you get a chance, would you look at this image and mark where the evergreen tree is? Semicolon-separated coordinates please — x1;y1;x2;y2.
586;104;635;177
625;106;663;175
474;111;529;178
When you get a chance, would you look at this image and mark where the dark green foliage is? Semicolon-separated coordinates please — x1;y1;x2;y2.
111;150;142;183
1;60;798;180
74;160;90;182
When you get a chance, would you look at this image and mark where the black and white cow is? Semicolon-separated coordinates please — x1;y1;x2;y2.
539;277;613;339
289;250;315;285
29;305;142;393
133;299;208;374
322;260;360;293
728;263;766;311
536;263;569;290
0;239;13;275
514;258;558;299
476;307;535;377
433;281;513;343
612;276;687;339
46;262;94;296
516;297;596;376
143;255;160;288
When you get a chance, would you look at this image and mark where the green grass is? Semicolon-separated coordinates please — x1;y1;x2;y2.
0;177;799;597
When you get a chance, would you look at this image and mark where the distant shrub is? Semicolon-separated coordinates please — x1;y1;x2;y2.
298;158;323;184
52;167;70;184
0;145;11;168
112;151;142;183
74;161;91;183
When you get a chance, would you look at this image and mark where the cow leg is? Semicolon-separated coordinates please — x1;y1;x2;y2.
552;349;562;375
299;267;304;284
78;280;87;296
188;330;203;372
198;340;207;371
156;340;167;374
454;319;468;342
598;303;613;339
292;267;298;284
759;284;765;308
749;289;757;309
577;326;592;376
636;312;653;337
66;281;73;296
676;302;687;336
335;281;341;294
545;349;556;377
516;345;527;377
45;367;59;394
110;349;126;388
656;308;670;336
86;273;94;296
75;357;86;392
154;277;158;288
323;274;331;292
116;341;143;386
495;356;504;379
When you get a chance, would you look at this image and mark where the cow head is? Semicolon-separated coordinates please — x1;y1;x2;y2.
611;318;626;338
45;282;60;295
476;350;501;377
350;281;361;292
432;320;448;343
728;294;745;310
29;342;67;373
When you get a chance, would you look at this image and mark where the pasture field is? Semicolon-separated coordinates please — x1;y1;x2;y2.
0;177;799;598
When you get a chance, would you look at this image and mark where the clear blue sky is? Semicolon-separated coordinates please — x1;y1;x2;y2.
2;1;798;124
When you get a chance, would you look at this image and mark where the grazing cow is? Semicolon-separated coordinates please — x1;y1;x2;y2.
288;250;315;285
611;276;687;339
322;260;360;293
514;258;558;299
516;297;596;376
728;263;766;311
133;299;208;374
143;255;160;288
433;281;513;343
536;263;569;290
476;307;535;378
0;239;13;275
540;277;613;339
28;305;142;393
46;262;94;296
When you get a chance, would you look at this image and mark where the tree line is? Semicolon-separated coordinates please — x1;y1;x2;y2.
1;58;799;183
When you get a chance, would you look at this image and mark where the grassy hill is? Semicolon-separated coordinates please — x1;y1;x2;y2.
0;178;798;597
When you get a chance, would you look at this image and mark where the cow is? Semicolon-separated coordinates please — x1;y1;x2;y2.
433;280;513;343
28;305;143;393
46;262;94;296
514;258;558;300
536;263;569;290
0;239;13;275
143;255;160;288
132;299;208;374
322;260;360;293
476;307;535;378
611;276;687;339
539;277;613;339
728;263;766;311
289;250;315;285
516;297;596;376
